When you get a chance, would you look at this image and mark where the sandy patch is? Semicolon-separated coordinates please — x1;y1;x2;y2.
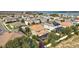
0;32;24;46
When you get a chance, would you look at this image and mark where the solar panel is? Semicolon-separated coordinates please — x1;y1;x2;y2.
53;21;60;26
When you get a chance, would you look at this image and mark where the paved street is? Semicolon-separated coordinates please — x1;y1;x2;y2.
0;19;8;32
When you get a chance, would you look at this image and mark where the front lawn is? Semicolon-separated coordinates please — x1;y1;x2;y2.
6;24;14;31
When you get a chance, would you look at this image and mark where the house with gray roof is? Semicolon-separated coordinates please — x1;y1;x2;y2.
4;17;17;23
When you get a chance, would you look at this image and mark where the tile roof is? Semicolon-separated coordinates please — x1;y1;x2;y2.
31;24;44;32
60;21;72;27
31;24;47;36
75;18;79;22
37;29;47;36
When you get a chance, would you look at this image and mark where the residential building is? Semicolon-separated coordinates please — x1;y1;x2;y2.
44;22;62;32
4;17;17;23
60;21;72;27
75;18;79;23
30;24;48;37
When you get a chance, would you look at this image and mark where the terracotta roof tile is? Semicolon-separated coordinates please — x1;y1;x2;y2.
31;24;47;36
60;21;72;27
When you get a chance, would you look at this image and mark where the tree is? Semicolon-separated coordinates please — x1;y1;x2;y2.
21;19;25;23
19;26;31;36
50;14;59;17
11;14;14;17
47;19;49;23
28;23;30;26
25;27;31;36
29;39;39;48
48;31;60;47
76;24;79;26
31;35;39;48
5;36;39;48
60;19;65;22
5;36;28;48
39;13;43;15
60;27;72;36
71;25;79;35
32;21;35;25
32;35;39;41
37;19;42;23
19;27;23;32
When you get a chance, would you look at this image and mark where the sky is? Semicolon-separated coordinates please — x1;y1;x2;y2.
0;0;79;11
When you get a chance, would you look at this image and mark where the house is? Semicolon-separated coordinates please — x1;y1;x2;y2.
44;22;62;32
25;18;40;25
75;18;79;23
60;21;72;27
4;17;17;23
29;15;34;18
20;26;27;32
26;20;33;25
25;21;29;25
44;23;55;32
40;18;47;23
33;19;40;24
30;24;48;37
38;16;50;23
72;16;79;25
52;17;60;20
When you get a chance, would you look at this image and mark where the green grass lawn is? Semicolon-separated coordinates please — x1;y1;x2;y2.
6;24;14;30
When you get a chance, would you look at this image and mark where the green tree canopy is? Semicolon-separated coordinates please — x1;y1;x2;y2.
48;31;60;46
50;14;59;17
5;36;39;48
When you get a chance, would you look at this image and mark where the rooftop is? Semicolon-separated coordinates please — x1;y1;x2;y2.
31;24;47;36
31;24;44;32
75;18;79;22
60;21;72;27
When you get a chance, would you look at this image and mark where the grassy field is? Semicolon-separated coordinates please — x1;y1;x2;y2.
55;35;79;48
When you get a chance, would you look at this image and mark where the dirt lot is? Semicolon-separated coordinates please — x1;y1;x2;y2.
55;35;79;48
0;32;24;47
